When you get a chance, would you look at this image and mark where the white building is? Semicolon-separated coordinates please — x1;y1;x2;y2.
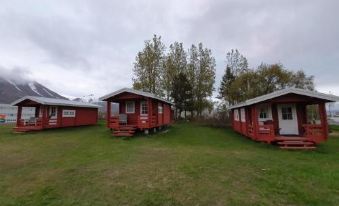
0;104;35;124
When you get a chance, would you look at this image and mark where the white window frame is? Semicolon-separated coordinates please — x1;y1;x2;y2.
158;103;163;114
240;108;246;122
125;101;135;114
259;108;267;119
140;101;148;116
257;104;272;121
62;109;76;117
234;109;239;121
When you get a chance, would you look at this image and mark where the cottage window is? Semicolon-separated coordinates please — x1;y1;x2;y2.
240;108;246;122
126;101;135;114
158;103;163;114
140;101;148;115
49;106;57;118
259;108;267;119
281;107;293;120
62;110;76;117
234;109;239;121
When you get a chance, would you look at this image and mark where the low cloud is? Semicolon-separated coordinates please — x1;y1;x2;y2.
0;66;33;84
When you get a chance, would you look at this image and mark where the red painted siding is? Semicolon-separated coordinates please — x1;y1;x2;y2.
105;92;173;130
231;100;329;144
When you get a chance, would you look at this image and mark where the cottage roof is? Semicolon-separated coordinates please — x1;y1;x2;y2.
11;96;100;108
229;88;339;109
99;88;173;104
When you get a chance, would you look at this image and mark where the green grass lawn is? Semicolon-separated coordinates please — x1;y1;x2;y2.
0;121;338;206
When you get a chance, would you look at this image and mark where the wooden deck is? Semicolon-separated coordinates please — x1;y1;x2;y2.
13;126;43;133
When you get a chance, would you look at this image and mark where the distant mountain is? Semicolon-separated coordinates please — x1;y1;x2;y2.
0;76;66;104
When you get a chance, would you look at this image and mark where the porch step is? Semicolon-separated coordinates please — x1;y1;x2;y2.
277;141;314;145
118;126;137;131
113;132;134;137
113;130;135;134
279;146;316;150
275;136;308;141
112;125;137;137
277;139;316;150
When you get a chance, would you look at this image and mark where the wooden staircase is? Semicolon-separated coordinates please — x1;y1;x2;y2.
275;137;316;150
112;125;137;137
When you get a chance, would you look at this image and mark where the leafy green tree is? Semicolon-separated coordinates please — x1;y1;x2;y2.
133;34;165;97
219;49;248;105
186;44;199;117
227;63;315;104
228;70;261;103
195;43;216;117
171;72;193;118
163;42;187;100
256;63;293;94
218;66;235;104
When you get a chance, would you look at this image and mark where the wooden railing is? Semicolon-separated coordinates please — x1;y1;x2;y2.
109;116;120;129
258;124;274;135
257;124;275;142
18;118;42;127
303;124;324;139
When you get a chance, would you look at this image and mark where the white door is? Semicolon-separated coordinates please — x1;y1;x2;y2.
277;104;299;135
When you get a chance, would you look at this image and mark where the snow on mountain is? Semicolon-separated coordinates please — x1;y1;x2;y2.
0;76;66;104
7;79;22;92
28;82;42;96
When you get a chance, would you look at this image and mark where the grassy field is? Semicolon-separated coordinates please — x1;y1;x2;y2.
0;122;338;206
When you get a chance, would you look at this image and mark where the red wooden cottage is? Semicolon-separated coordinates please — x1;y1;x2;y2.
12;96;99;132
99;88;173;136
229;88;339;149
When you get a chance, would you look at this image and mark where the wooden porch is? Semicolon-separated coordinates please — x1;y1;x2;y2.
246;123;324;149
108;114;158;137
14;118;43;132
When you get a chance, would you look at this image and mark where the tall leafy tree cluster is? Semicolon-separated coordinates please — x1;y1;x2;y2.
133;35;165;96
218;49;248;105
163;42;187;100
133;35;216;118
219;52;315;105
192;43;216;116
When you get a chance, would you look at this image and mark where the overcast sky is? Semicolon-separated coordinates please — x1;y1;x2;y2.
0;0;339;99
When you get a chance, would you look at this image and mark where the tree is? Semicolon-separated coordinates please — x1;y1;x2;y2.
171;72;193;119
226;49;248;76
227;63;315;104
227;70;261;103
195;43;216;117
256;63;293;94
218;49;248;105
162;42;187;100
218;66;235;104
186;44;199;117
290;70;314;90
133;34;165;97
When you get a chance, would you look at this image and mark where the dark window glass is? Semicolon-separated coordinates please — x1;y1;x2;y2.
281;107;293;120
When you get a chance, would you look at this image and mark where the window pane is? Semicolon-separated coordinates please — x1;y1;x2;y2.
281;107;293;120
126;101;135;113
158;103;163;114
141;101;148;114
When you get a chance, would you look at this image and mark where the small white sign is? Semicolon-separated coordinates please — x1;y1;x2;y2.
62;110;76;117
